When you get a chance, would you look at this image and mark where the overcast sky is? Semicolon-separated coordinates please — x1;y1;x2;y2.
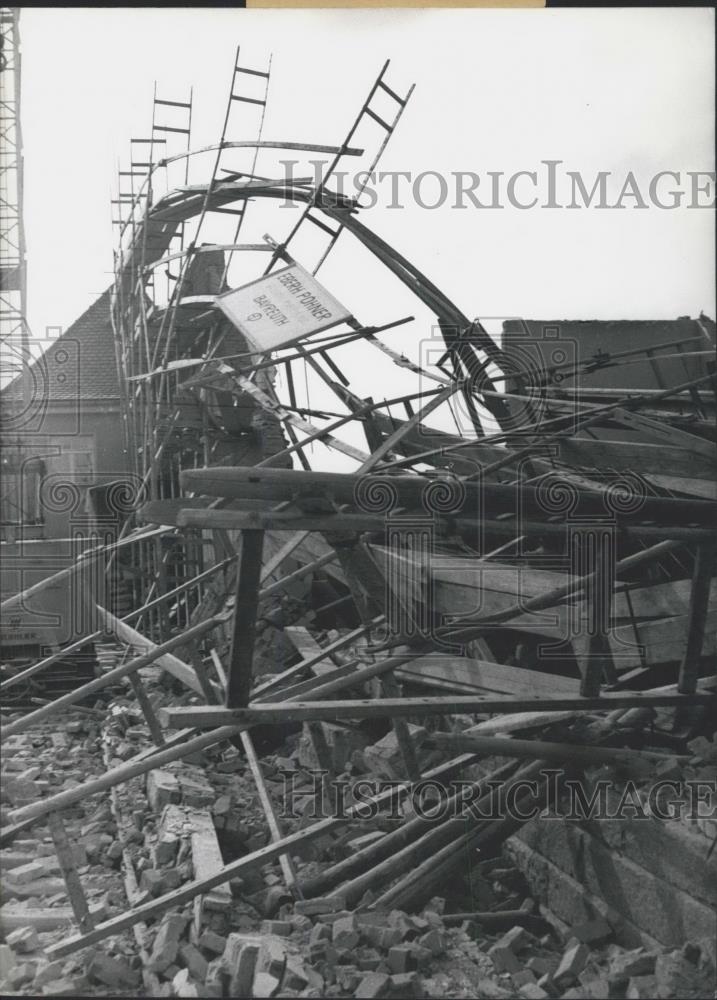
19;7;715;352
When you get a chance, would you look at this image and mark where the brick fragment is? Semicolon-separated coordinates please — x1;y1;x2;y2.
180;942;208;982
387;945;417;975
282;953;309;991
572;917;613;945
496;925;530;953
390;971;425;998
488;943;522;974
253;970;281;997
6;925;40;953
198;929;226;955
255;935;288;980
354;971;391;998
147;769;181;811
518;985;549;1000
86;953;141;990
261;919;292;936
474;979;513;999
147;913;188;973
333;914;359;949
554;942;590;988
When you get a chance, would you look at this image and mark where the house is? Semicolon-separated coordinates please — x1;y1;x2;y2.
1;288;130;542
0;290;131;657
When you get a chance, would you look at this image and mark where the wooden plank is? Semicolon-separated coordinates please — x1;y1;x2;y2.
99;605;204;693
240;731;301;894
394;656;579;696
428;732;683;768
609;407;717;457
574;609;717;670
678;544;717;694
160;689;716;727
179;465;717;526
284;626;335;677
252;617;382;696
128;673;166;746
178;509;391;532
227;530;265;708
645;474;717;500
47;812;94;934
557;437;716;479
190;813;233;915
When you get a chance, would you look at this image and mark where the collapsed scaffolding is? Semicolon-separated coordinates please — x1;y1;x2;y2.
1;50;715;965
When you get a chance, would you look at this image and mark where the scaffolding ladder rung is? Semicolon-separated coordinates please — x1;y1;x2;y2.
364;107;392;132
234;65;270;79
230;94;266;107
131;138;167;145
377;79;407;107
211;206;247;217
306;213;340;238
154;98;192;109
153;125;191;135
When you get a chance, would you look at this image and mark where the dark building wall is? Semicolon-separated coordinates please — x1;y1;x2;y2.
502;317;715;392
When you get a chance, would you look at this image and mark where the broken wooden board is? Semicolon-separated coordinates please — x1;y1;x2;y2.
284;626;337;677
555;437;716;480
572;609;717;670
394;655;580;697
159;804;231;915
96;606;203;695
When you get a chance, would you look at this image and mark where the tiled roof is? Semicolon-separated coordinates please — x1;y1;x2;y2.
1;289;120;402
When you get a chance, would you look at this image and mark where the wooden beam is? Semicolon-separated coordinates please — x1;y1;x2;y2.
239;730;301;896
427;732;686;768
47;811;94;934
160;689;716;727
127;673;165;746
227;529;265;708
97;604;205;693
178;509;392;532
678;544;717;694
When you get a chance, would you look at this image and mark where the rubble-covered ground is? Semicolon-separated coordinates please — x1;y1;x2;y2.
1;656;715;1000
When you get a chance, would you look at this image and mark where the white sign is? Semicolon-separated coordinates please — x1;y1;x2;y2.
215;263;352;352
